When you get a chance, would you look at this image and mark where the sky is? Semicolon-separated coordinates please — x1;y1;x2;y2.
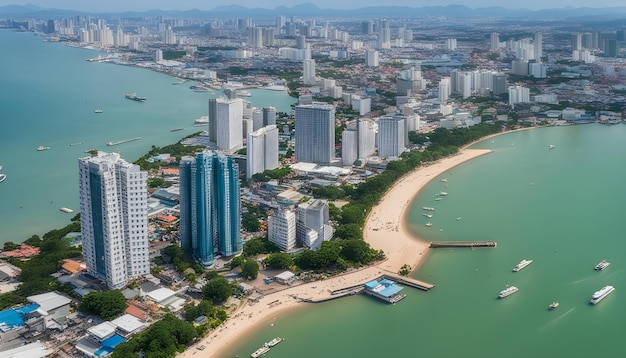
1;0;626;12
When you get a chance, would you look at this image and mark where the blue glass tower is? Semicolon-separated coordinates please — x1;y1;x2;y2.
179;150;241;266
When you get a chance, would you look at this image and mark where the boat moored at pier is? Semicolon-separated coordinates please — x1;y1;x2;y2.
590;285;614;304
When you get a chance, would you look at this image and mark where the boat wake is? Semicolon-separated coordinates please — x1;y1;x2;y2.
541;307;575;330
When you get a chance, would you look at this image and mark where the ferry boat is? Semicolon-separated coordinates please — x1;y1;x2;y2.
422;207;435;211
266;337;283;347
513;259;533;272
548;301;559;310
498;286;519;298
594;259;610;271
194;116;209;125
250;345;270;358
37;145;50;151
590;285;615;304
125;93;147;101
0;173;6;183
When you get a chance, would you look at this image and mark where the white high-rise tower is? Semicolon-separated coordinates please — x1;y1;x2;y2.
78;152;149;289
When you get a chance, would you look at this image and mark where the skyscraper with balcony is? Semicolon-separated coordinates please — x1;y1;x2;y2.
78;152;149;289
215;97;244;152
179;150;242;266
295;103;335;164
303;59;316;85
377;114;406;158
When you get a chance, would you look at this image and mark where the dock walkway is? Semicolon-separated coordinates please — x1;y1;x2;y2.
430;241;497;248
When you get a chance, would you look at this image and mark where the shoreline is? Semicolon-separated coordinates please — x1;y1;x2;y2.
188;142;502;358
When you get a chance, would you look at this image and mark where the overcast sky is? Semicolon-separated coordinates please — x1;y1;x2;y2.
1;0;625;12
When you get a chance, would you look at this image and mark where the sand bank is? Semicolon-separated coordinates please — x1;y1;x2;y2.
181;147;493;358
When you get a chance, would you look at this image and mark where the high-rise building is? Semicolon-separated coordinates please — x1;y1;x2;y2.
179;150;241;266
303;59;316;85
295;103;335;164
377;114;406;158
361;20;373;35
492;73;508;96
246;125;279;179
365;49;379;67
508;85;530;108
248;27;263;48
439;77;451;103
572;33;582;51
446;38;457;51
164;27;176;45
215;98;244;152
296;199;333;250
78;152;149;289
341;118;376;166
263;107;277;127
534;32;543;61
490;32;500;51
268;209;297;251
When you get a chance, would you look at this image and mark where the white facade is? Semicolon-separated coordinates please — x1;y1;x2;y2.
439;77;451;102
216;98;244;152
303;59;316;85
268;209;297;251
78;152;149;289
296;200;333;250
508;85;530;108
246;125;279;179
377;115;406;158
365;49;379;66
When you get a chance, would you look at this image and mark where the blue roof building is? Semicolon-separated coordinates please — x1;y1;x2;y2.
363;279;406;303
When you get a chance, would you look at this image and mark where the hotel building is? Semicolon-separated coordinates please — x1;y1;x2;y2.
78;152;149;289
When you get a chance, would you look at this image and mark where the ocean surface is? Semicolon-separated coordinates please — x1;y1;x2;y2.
0;30;295;244
223;124;626;358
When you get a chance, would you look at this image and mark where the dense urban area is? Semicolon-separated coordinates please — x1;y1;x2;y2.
1;4;626;357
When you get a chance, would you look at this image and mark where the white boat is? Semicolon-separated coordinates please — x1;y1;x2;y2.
0;165;3;170
0;173;6;183
237;90;252;97
440;178;448;182
422;207;435;211
422;213;433;218
439;191;448;196
251;345;270;358
549;144;556;149
590;285;615;304
425;222;433;227
548;301;559;310
594;260;610;271
194;116;209;125
37;145;50;151
456;217;462;221
498;286;519;298
513;259;533;272
266;337;283;347
94;109;103;113
59;207;74;213
435;198;442;201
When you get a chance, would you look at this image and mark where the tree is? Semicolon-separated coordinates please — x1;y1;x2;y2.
242;212;260;232
340;239;373;264
202;276;234;304
399;264;411;276
241;260;259;280
264;253;294;269
334;223;363;240
229;256;244;269
80;290;127;320
2;242;20;251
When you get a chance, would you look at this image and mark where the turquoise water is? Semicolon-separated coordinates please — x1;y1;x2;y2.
0;30;295;244
224;125;626;358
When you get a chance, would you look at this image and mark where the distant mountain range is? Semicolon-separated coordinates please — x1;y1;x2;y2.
2;3;626;19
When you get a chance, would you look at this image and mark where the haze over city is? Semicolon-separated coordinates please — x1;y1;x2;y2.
2;0;626;12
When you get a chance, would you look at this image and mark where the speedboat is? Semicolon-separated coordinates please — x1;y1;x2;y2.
594;259;610;271
549;144;556;149
425;222;433;227
549;301;559;310
0;173;6;183
37;145;50;151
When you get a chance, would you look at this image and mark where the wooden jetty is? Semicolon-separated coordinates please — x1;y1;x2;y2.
380;274;435;291
430;241;497;248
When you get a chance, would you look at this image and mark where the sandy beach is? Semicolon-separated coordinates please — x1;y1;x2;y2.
181;147;493;358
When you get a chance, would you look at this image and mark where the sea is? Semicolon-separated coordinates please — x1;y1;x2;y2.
0;29;295;245
224;125;626;358
3;30;626;358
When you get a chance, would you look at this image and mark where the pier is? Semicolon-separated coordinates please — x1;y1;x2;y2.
106;137;142;146
430;241;497;248
380;274;435;291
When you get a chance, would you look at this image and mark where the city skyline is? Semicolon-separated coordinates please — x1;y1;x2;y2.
2;0;626;13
